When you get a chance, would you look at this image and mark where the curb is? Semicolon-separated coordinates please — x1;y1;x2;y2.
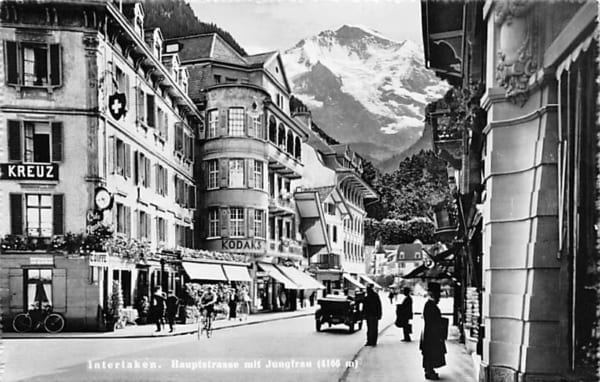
337;321;395;382
1;311;314;340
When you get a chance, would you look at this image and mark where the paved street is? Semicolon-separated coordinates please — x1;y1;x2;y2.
3;296;472;382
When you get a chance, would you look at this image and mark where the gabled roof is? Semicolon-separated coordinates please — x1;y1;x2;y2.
167;33;247;66
245;51;278;66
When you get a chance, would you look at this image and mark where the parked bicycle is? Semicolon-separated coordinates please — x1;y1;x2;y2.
13;306;65;333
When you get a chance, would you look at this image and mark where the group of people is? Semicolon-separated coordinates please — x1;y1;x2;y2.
366;283;448;381
149;286;179;333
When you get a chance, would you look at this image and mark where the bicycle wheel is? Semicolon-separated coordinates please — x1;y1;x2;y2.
13;313;32;333
206;319;213;338
44;313;65;333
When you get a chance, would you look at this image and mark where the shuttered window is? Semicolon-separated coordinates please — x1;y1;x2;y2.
4;41;62;88
253;160;264;189
207;109;218;138
207;160;219;189
254;210;264;238
10;193;23;235
229;207;245;238
208;208;219;238
8;120;63;163
25;194;53;237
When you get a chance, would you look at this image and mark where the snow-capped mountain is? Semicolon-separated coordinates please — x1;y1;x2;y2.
282;25;448;172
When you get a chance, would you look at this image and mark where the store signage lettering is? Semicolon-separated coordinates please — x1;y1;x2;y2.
222;239;264;252
0;163;58;180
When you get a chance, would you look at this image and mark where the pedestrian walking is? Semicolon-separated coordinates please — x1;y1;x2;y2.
150;286;166;332
228;290;238;320
420;283;448;380
165;290;179;333
309;291;316;307
363;284;382;346
238;286;250;320
395;287;413;341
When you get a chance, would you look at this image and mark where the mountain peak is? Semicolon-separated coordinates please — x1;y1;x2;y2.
335;24;395;43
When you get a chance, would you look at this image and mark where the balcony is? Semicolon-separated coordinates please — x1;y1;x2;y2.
311;253;341;270
267;238;304;258
268;193;295;216
267;143;303;179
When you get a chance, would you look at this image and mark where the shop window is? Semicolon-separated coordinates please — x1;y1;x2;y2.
253;160;264;189
208;208;219;238
229;159;245;188
207;109;218;138
229;207;245;237
269;116;277;143
254;210;264;238
228;107;245;136
5;41;61;88
26;269;53;310
25;194;52;237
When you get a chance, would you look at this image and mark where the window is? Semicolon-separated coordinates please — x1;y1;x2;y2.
415;252;421;259
229;159;245;188
208;208;219;238
23;122;52;163
26;194;52;237
253;116;262;138
135;152;151;188
207;160;219;189
253;160;264;189
113;138;131;178
278;124;286;147
398;252;405;260
214;74;222;84
157;217;167;242
138;210;150;240
8;120;63;163
229;208;245;237
228;107;245;136
286;130;294;155
5;41;61;88
333;226;338;243
184;133;194;162
156;108;168;139
295;136;302;159
174;122;184;153
254;210;264;238
207;109;218;138
115;203;131;236
285;221;291;239
155;164;168;196
115;65;129;94
269;117;277;143
269;217;276;240
146;94;155;128
26;269;53;310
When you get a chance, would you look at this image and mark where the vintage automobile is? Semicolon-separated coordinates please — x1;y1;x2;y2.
315;296;363;333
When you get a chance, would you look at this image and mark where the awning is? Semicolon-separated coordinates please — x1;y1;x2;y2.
402;243;462;280
343;274;365;289
358;274;382;289
258;263;298;289
277;265;325;290
222;265;252;282
182;262;227;281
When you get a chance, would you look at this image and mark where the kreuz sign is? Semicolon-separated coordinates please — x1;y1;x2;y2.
108;92;127;120
0;163;59;180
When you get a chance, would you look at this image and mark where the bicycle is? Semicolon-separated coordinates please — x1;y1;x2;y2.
13;306;65;334
198;306;215;339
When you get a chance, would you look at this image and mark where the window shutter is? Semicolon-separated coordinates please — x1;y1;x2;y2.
133;150;139;185
52;269;67;312
124;73;130;111
247;112;254;137
220;208;229;238
190;135;195;161
51;122;63;162
147;95;155;127
163;168;168;196
50;44;61;86
259;115;265;139
8;120;21;161
10;193;23;235
5;41;19;85
219;159;229;188
247;207;254;237
188;185;196;208
125;206;131;238
136;87;144;122
124;143;131;178
53;194;64;235
145;157;151;188
146;213;151;239
173;175;179;204
246;159;254;188
219;109;227;136
201;161;208;190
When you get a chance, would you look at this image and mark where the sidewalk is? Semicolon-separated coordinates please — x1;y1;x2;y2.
342;318;477;382
2;306;318;340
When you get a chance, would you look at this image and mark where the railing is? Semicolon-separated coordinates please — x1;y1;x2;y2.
311;253;341;270
268;239;303;256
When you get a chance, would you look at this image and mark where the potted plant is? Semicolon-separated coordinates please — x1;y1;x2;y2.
108;281;125;330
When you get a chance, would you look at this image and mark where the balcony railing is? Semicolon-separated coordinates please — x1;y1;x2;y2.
268;194;295;215
311;253;341;270
268;239;303;256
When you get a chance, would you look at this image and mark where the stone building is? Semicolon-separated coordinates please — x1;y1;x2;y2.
422;1;599;380
0;1;201;330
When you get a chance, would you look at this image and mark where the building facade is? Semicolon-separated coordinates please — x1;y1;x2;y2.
422;1;600;380
0;1;201;330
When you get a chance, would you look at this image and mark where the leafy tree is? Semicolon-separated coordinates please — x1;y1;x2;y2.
142;0;247;56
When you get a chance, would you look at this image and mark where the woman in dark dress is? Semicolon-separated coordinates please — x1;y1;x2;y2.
420;283;447;380
228;290;238;320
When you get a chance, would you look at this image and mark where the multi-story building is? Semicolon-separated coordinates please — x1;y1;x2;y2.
294;114;379;294
0;1;201;330
168;33;322;311
422;1;600;380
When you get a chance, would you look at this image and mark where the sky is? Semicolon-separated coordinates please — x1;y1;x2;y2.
189;0;423;54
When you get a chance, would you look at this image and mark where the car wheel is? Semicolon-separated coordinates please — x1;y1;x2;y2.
348;322;355;333
316;320;322;332
358;320;363;331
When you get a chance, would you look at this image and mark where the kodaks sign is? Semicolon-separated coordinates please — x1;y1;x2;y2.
0;163;59;180
222;239;265;253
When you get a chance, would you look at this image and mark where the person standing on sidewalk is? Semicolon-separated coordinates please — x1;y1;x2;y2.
165;290;179;333
151;286;166;333
396;286;413;341
420;283;447;380
363;284;382;346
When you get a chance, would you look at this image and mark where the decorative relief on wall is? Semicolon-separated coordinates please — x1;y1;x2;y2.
494;1;537;106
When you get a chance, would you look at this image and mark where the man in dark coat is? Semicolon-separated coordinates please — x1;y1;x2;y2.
396;286;413;341
420;283;447;380
151;286;166;332
363;284;382;346
165;290;179;333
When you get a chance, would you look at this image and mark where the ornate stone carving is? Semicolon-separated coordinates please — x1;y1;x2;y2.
495;1;536;106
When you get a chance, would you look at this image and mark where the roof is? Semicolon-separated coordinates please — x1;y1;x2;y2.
245;51;278;66
172;34;215;62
